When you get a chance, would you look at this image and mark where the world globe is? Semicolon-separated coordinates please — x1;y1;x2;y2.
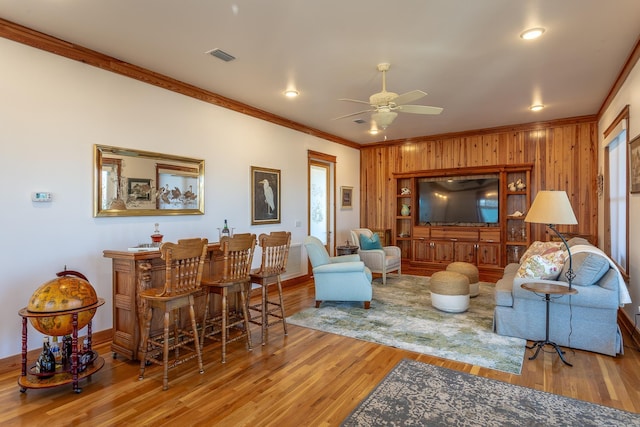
27;274;99;336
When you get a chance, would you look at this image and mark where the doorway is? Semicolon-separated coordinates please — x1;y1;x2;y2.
308;151;336;254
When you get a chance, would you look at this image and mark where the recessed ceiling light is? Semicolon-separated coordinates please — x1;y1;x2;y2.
368;128;379;135
520;27;545;40
529;104;544;112
284;89;299;98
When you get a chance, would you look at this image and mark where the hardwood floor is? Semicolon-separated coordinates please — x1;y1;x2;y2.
1;274;639;426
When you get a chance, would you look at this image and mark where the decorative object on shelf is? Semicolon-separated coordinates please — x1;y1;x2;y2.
251;166;281;224
525;190;578;289
400;187;411;195
508;181;516;191
400;204;410;216
27;270;99;336
341;186;353;209
516;179;526;190
150;223;163;244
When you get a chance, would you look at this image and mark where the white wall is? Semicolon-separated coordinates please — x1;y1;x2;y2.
0;38;362;359
598;57;640;323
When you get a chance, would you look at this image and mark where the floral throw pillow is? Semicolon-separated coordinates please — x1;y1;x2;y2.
516;248;565;280
519;241;563;264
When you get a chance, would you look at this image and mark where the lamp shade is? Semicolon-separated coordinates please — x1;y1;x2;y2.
525;190;578;225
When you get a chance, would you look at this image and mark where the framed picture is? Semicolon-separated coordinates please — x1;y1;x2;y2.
127;178;151;201
251;166;281;224
630;134;640;193
341;186;353;209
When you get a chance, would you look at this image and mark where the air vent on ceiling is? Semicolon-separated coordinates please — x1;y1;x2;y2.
353;119;367;124
207;48;236;62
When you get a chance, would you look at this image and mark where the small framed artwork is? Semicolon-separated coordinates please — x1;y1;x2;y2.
251;166;281;224
630;134;640;194
341;186;353;209
127;178;151;201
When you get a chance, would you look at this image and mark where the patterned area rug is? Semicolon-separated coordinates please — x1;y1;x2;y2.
287;274;525;374
342;359;640;426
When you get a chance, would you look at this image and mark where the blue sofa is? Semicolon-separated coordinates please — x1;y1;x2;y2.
493;238;631;356
304;236;373;309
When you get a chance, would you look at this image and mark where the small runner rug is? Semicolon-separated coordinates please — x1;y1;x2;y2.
287;274;525;374
341;358;640;426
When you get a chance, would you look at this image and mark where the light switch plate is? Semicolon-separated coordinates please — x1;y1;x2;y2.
32;192;52;202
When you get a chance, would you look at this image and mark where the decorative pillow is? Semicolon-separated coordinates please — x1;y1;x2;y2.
359;233;382;250
519;241;563;264
559;252;610;286
516;248;565;279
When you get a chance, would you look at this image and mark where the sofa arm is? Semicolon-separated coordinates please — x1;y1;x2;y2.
314;261;365;274
358;249;385;265
383;246;401;257
330;254;360;263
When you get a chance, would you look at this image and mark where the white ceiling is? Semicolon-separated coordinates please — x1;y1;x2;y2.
1;1;639;144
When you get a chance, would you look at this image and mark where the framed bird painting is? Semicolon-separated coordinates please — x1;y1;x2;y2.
251;166;281;224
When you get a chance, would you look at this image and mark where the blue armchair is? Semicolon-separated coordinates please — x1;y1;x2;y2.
303;236;373;309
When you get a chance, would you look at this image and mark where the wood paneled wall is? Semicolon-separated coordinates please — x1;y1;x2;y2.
360;116;598;243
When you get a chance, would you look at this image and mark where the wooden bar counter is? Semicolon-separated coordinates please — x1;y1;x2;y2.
103;243;222;361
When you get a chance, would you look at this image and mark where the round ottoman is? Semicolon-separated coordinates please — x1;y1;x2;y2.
446;262;480;297
430;271;470;313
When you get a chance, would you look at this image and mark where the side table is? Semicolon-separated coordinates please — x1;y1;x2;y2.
520;283;578;366
336;245;359;256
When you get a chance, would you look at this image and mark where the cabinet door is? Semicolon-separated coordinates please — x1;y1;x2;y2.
454;242;476;263
413;239;432;262
432;240;454;263
477;242;501;267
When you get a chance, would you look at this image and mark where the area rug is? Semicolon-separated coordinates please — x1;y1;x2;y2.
341;358;640;426
287;275;525;374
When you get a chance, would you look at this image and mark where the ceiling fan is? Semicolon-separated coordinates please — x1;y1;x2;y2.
334;63;443;130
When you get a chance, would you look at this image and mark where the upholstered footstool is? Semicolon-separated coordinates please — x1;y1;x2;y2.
446;262;480;297
430;271;470;313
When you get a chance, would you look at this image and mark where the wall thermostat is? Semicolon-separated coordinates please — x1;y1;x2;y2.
32;192;52;202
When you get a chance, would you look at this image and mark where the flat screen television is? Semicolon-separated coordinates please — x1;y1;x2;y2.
417;175;499;225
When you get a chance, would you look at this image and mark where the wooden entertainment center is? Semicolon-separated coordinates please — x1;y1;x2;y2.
394;164;532;281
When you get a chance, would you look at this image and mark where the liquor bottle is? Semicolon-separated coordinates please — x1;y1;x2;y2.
35;337;56;377
51;336;62;366
61;335;73;368
222;219;230;236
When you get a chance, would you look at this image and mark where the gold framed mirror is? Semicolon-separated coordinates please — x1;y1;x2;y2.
93;144;205;217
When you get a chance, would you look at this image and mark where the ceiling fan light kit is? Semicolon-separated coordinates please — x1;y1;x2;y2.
335;63;443;131
372;111;398;129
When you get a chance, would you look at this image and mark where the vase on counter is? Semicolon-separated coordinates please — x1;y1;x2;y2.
400;204;410;216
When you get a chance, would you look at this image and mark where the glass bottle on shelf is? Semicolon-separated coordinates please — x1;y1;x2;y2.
151;223;163;245
36;337;56;377
62;334;72;368
51;336;62;366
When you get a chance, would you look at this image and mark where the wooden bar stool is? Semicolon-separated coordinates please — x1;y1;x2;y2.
138;238;208;390
249;231;291;345
200;233;256;363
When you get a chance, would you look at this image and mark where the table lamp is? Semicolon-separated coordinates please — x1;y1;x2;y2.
524;190;578;289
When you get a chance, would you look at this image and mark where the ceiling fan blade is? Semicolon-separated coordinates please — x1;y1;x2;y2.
397;104;444;115
338;98;371;105
332;109;374;120
391;90;427;106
